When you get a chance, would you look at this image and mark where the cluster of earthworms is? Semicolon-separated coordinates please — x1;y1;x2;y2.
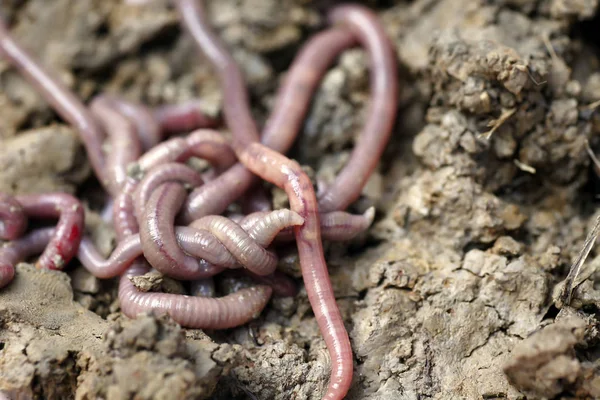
0;1;397;399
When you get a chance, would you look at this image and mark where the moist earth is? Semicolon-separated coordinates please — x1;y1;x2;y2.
1;0;600;399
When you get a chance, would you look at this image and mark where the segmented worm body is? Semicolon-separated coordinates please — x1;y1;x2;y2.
119;262;272;329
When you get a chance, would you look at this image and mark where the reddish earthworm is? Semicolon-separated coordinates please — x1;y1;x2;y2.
118;261;273;329
0;227;54;288
154;101;218;135
0;193;27;241
238;270;298;298
100;95;219;150
134;162;204;220
136;129;236;173
0;20;107;186
317;5;398;212
140;182;207;280
261;28;357;152
190;211;303;276
177;2;355;397
113;129;235;241
78;226;240;279
190;277;216;297
179;28;358;222
141;180;304;278
94;95;162;151
90;96;143;195
15;193;84;271
275;206;376;242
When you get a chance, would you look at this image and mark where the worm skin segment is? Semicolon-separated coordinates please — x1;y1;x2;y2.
318;5;398;213
0;20;107;187
136;129;236;173
134;162;204;220
90;96;143;195
0;228;54;288
119;261;273;329
0;193;27;241
16;193;85;271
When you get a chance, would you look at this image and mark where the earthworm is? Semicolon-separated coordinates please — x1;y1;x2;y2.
317;5;398;212
94;95;162;150
113;181;139;241
0;193;27;241
134;162;204;220
179;28;358;222
136;129;236;173
190;277;216;297
140;182;207;280
0;19;107;186
78;226;236;279
118;261;273;329
275;206;376;242
114;129;235;240
100;95;219;149
0;228;54;288
261;28;357;152
141;181;304;278
177;1;353;397
15;193;84;271
89;96;143;195
154;101;218;135
190;211;303;276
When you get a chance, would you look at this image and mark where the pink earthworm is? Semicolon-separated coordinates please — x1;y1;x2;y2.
78;226;239;279
0;228;54;288
118;261;273;329
141;181;303;278
177;2;356;398
0;193;27;241
89;96;143;195
15;193;84;271
179;28;358;223
113;129;234;241
94;95;162;151
154;101;218;136
317;5;398;212
140;182;207;280
274;207;375;242
136;129;236;173
0;20;107;186
97;95;219;150
134;162;204;220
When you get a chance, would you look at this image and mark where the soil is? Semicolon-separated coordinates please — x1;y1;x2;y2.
1;0;600;399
